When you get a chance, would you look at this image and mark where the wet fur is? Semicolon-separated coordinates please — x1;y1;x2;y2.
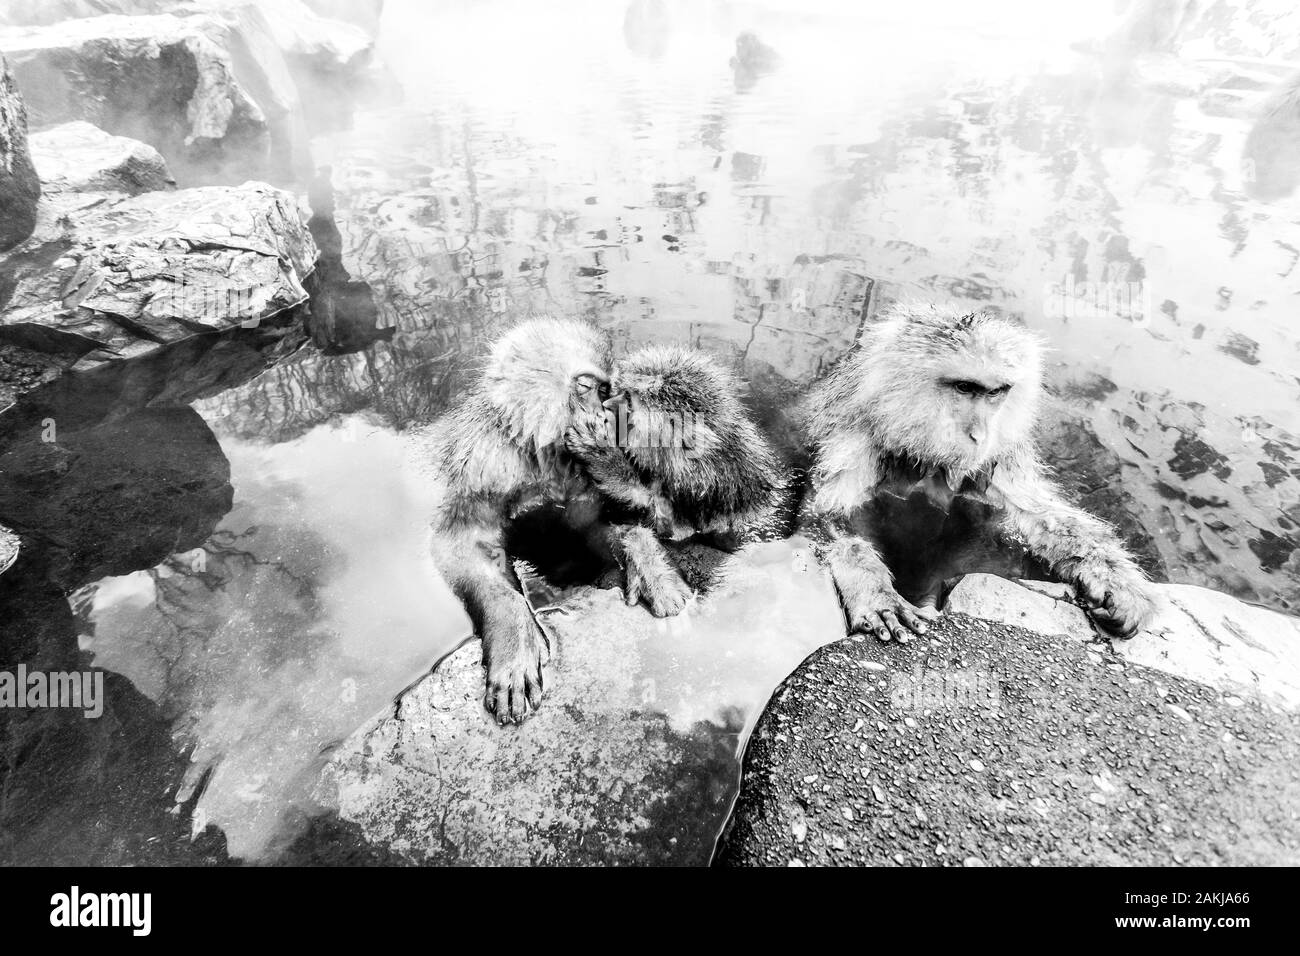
802;304;1157;640
428;317;611;724
567;343;782;612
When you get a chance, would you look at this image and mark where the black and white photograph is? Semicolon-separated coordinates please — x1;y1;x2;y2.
0;0;1295;925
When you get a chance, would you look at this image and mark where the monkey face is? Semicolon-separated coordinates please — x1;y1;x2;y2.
937;376;1015;466
850;307;1044;477
571;370;612;415
608;346;725;461
483;317;612;446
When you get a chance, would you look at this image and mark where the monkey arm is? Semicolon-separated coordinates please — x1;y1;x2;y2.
989;447;1157;635
428;486;546;723
564;413;678;535
587;522;692;617
801;441;936;642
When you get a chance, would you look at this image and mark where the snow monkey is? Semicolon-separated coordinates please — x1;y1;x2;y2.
428;321;779;724
801;305;1158;643
565;343;782;613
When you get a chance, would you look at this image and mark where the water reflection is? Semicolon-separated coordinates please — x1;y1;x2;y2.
3;0;1299;865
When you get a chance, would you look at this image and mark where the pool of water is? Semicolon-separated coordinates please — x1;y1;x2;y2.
1;0;1297;865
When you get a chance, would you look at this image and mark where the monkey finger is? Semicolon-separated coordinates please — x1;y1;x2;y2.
895;604;930;635
880;610;911;643
859;614;891;642
1079;579;1107;608
506;685;528;723
486;685;511;725
912;601;941;621
624;571;642;606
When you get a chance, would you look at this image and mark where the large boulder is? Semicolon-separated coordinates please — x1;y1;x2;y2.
0;1;172;26
0;10;309;185
717;608;1300;866
0;180;317;368
0;51;39;250
946;573;1300;710
29;120;172;196
313;537;844;865
301;0;385;37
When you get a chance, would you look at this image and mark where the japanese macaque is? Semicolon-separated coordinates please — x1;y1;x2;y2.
428;322;779;724
801;305;1158;642
427;317;615;724
565;343;782;614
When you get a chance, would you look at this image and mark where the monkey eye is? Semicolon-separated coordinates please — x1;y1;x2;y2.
951;380;982;396
989;384;1012;398
573;373;607;396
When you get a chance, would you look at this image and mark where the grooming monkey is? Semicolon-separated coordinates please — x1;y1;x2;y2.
427;317;616;724
801;305;1158;642
429;320;778;723
565;343;782;614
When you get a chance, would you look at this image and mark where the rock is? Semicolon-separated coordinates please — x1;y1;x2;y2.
301;0;384;36
29;121;172;196
946;574;1094;640
0;521;18;575
315;537;844;865
0;51;40;250
0;11;308;184
1116;583;1300;712
945;573;1300;711
0;181;315;369
0;405;231;591
0;0;172;26
718;614;1300;866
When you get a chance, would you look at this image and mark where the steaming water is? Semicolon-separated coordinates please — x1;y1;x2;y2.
3;0;1298;864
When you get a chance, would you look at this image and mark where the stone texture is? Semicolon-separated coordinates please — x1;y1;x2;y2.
0;10;308;184
946;573;1095;640
1116;583;1300;712
0;51;39;250
717;613;1300;867
0;521;17;575
0;180;317;366
315;537;844;865
29;121;172;196
944;573;1300;711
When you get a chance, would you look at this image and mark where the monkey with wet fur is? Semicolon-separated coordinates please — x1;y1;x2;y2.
428;321;780;724
427;318;614;724
801;304;1158;642
565;343;782;614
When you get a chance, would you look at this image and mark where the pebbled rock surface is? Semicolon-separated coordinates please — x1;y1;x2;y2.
717;612;1300;866
0;51;39;250
946;573;1300;711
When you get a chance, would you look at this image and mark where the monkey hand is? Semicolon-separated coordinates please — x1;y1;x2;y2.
481;595;551;725
830;552;936;643
564;408;617;463
620;526;692;617
1068;558;1159;638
